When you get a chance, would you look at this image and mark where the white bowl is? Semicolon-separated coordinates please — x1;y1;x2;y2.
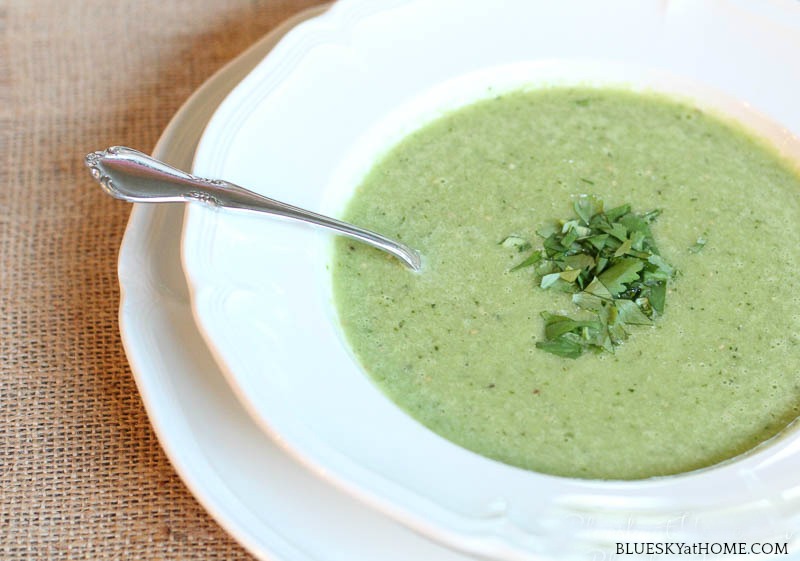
184;1;800;558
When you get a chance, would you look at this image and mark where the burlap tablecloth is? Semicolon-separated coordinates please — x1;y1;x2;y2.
1;2;325;558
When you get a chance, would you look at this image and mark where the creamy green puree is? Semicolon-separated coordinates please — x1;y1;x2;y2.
332;88;800;480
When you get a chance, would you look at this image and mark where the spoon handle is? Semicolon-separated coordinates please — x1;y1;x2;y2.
85;146;421;271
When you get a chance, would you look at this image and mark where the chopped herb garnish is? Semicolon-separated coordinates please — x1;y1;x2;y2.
509;195;677;358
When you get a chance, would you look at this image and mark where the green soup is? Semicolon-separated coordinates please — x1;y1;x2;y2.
331;88;800;480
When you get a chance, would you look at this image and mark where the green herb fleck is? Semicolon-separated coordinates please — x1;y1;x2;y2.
688;233;708;254
509;195;676;358
535;337;584;359
597;258;644;296
509;250;543;272
499;235;531;252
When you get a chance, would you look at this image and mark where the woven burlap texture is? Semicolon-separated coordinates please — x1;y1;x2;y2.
1;1;324;559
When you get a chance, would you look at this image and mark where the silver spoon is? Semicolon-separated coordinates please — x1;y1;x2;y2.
85;146;422;271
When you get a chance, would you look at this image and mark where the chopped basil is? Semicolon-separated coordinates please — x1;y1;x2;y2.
509;195;677;358
509;250;543;272
535;337;584;359
597;258;644;296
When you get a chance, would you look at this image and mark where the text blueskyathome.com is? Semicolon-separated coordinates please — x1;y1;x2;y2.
615;542;789;555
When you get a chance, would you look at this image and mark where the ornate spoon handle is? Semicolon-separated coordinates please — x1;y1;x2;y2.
85;146;421;271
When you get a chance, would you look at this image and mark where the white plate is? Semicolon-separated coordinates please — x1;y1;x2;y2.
118;8;479;561
184;1;800;558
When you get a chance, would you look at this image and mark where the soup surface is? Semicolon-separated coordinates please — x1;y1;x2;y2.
332;88;800;479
